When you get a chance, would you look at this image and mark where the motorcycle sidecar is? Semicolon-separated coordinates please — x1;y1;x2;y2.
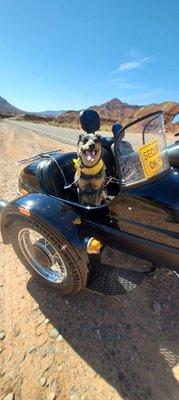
0;111;179;295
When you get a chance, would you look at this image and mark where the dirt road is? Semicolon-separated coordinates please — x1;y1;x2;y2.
6;119;82;146
0;122;178;400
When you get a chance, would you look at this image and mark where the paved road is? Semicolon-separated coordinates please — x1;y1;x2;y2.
6;119;110;145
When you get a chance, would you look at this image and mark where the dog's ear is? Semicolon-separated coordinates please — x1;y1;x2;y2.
95;133;101;141
78;134;84;144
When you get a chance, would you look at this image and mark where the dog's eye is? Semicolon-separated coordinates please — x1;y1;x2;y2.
83;138;88;144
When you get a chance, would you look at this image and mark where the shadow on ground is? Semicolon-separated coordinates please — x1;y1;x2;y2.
27;264;179;400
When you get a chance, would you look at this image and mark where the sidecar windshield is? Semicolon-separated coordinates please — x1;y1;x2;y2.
114;111;169;188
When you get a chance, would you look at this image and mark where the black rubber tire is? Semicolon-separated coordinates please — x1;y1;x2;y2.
9;217;88;295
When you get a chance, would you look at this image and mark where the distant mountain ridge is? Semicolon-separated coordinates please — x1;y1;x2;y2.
56;97;179;132
0;96;23;114
0;96;66;117
1;95;179;133
54;98;141;129
89;97;140;122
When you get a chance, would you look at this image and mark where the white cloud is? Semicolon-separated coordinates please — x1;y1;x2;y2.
115;57;151;73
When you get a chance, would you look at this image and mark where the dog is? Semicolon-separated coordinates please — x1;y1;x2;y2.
73;133;106;206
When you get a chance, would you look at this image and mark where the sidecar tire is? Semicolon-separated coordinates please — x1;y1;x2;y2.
10;217;88;295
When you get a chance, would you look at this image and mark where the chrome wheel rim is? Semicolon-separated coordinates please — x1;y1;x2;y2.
18;228;67;284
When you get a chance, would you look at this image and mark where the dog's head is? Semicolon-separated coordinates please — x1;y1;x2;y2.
77;133;102;167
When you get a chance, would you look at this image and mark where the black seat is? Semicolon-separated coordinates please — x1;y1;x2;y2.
101;136;114;151
101;137;116;175
37;152;77;197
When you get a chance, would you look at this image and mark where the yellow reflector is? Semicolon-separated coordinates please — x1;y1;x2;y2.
172;364;179;382
19;207;31;217
20;188;28;196
73;217;81;225
87;237;103;254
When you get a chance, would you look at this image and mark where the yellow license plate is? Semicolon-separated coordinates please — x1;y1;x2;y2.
139;139;163;178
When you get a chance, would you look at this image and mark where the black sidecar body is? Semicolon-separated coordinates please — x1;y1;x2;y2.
0;110;179;295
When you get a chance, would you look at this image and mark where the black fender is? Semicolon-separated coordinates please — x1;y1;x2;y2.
1;193;91;269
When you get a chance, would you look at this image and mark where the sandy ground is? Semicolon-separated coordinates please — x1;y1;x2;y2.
0;122;178;400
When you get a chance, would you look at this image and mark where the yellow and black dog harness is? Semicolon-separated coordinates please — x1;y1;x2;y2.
73;157;106;180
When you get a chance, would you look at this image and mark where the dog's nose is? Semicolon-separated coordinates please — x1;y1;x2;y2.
89;143;95;150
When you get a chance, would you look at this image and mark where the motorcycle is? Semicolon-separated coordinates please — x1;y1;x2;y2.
0;110;178;295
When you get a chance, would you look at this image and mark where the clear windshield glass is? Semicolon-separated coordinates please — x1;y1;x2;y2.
115;112;169;188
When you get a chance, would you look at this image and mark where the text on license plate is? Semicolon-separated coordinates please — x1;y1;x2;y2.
139;139;163;178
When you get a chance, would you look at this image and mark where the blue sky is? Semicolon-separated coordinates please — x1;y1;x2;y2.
0;0;179;111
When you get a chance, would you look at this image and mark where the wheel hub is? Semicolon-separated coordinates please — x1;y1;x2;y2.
31;244;52;269
18;228;67;284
